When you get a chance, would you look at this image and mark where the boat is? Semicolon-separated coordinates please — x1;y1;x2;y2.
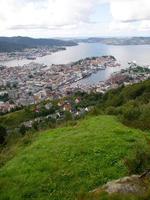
26;56;36;60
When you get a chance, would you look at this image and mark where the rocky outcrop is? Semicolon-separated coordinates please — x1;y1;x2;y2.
91;171;150;197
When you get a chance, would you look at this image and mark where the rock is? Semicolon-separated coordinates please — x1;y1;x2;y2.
91;172;150;197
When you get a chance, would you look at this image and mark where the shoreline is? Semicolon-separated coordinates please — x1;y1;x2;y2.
0;46;67;63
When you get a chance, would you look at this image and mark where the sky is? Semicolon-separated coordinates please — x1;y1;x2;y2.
0;0;150;38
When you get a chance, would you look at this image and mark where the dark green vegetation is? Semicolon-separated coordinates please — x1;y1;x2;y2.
0;36;77;52
0;41;27;52
0;115;150;200
0;93;9;102
101;79;150;130
0;108;35;129
71;79;150;130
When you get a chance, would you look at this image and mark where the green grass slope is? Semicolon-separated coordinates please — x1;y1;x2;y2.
0;115;149;200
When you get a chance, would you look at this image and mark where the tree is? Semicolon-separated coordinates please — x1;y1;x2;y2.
19;125;27;135
32;121;38;131
0;125;7;144
64;111;72;121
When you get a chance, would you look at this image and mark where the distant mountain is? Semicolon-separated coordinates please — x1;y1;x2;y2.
74;37;150;45
0;36;78;52
0;41;27;52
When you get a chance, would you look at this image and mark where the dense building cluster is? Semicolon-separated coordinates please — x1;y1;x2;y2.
65;63;150;94
0;56;118;112
0;57;149;114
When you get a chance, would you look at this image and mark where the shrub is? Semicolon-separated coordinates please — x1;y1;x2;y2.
32;121;39;131
122;104;141;121
0;125;7;144
139;103;150;130
64;111;73;121
105;106;119;115
19;124;28;135
89;107;103;116
124;147;150;174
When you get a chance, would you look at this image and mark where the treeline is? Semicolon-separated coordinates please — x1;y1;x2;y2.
101;79;150;130
75;79;150;130
0;41;27;52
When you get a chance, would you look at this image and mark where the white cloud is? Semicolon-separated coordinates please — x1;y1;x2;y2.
0;0;100;32
109;21;138;36
108;0;150;36
109;0;150;22
138;20;150;32
0;0;149;37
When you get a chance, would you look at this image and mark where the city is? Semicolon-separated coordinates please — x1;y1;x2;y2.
0;55;118;112
0;57;150;114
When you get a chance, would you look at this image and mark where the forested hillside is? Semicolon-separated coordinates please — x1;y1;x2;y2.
0;37;77;52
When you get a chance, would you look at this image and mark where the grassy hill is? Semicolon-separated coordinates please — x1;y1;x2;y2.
0;115;149;200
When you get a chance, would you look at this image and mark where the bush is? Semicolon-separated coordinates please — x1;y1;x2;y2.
0;125;7;144
139;103;150;130
121;102;150;130
124;147;150;174
122;104;141;121
19;124;28;135
64;111;73;121
89;107;103;116
32;121;39;131
105;106;120;115
123;84;145;100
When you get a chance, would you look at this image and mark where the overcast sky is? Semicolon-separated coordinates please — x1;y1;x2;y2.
0;0;150;38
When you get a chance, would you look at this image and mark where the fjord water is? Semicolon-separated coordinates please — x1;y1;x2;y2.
1;43;150;84
1;43;150;67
